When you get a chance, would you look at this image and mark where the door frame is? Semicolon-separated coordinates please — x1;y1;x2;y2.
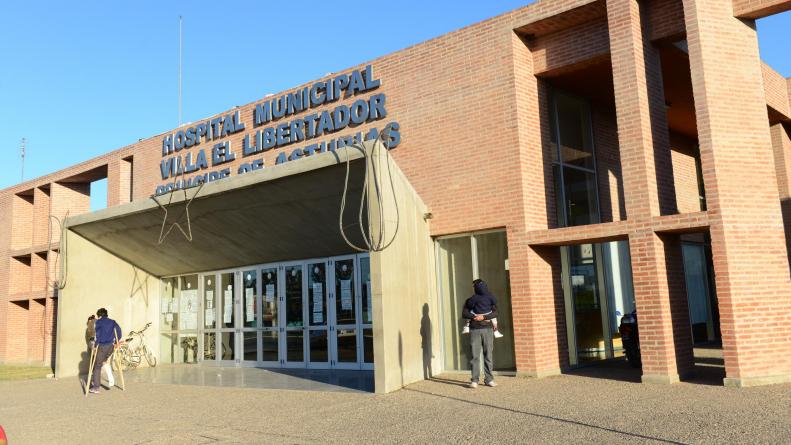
434;230;515;373
239;267;261;367
329;254;363;370
258;263;281;367
280;260;307;368
358;253;373;371
162;252;372;371
305;257;331;369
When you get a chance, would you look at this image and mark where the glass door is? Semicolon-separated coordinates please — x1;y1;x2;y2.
436;231;516;372
307;259;330;368
260;265;280;366
331;255;360;369
359;255;374;370
241;269;259;364
563;244;608;364
218;271;238;364
202;274;218;362
281;262;306;367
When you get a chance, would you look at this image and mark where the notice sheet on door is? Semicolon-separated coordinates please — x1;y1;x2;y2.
340;279;353;311
265;284;275;303
180;290;198;330
224;289;233;323
366;281;372;315
312;282;323;323
245;288;255;322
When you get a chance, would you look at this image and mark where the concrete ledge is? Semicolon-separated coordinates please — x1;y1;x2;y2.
516;368;562;379
641;373;681;385
724;374;791;388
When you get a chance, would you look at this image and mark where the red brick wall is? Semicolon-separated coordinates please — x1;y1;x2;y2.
32;187;50;247
10;194;33;250
684;0;791;382
27;298;45;364
45;297;57;367
593;107;626;223
733;0;791;18
9;256;31;295
31;252;48;294
6;300;28;363
648;0;686;41
763;63;790;118
530;18;610;76
607;0;694;380
107;157;133;207
670;132;702;214
49;182;89;244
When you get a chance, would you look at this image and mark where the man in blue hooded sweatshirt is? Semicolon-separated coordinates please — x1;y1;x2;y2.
462;279;498;388
89;307;122;394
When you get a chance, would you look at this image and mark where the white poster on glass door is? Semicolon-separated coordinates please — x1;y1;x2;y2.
245;288;255;322
340;279;352;310
223;288;233;323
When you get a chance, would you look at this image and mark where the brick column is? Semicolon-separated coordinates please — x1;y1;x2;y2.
771;123;791;264
107;158;133;207
509;32;565;377
607;0;693;383
683;0;791;386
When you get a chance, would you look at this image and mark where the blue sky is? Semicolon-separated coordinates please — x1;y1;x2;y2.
0;1;788;209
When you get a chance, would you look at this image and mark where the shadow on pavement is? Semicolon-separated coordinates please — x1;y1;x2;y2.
561;350;725;386
403;386;686;445
562;357;642;383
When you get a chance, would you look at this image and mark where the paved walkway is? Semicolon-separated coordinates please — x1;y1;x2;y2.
125;365;374;392
1;369;789;444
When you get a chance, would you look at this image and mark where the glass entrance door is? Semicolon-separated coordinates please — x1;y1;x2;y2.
331;255;360;369
359;255;374;370
437;232;515;372
202;274;218;362
218;272;238;364
562;244;609;364
180;253;372;370
241;269;259;364
307;259;330;368
260;265;280;366
282;262;306;367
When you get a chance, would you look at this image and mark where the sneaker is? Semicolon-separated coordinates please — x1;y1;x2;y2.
494;330;504;339
485;381;498;387
461;326;470;335
469;381;478;389
89;388;100;394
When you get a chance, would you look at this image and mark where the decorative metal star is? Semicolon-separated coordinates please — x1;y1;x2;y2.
151;162;205;244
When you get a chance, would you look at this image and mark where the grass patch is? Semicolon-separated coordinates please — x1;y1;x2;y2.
0;365;52;381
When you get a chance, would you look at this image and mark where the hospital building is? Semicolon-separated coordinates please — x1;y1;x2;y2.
2;0;791;392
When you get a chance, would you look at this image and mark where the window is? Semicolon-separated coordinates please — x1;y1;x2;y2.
551;92;600;227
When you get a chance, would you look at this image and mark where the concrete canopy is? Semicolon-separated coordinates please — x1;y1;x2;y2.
65;148;371;277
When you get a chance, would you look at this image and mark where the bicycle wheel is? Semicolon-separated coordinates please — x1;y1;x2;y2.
120;345;138;370
144;346;157;367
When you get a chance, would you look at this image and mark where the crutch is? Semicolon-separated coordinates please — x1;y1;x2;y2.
84;345;98;397
112;330;126;391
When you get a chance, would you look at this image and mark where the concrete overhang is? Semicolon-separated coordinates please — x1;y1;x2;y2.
65;147;371;277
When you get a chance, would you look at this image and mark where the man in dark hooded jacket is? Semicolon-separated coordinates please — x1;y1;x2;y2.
462;279;498;388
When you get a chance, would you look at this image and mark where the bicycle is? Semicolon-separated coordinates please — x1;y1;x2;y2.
117;322;157;370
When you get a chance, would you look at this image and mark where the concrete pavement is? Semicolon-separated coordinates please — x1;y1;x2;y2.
1;368;789;444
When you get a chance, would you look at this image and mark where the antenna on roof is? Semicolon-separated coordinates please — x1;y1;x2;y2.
20;138;26;182
178;15;183;127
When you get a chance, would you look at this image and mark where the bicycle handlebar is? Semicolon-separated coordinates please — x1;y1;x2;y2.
127;322;153;338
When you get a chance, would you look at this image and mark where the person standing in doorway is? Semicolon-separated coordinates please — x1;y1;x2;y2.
462;279;498;388
89;308;122;394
